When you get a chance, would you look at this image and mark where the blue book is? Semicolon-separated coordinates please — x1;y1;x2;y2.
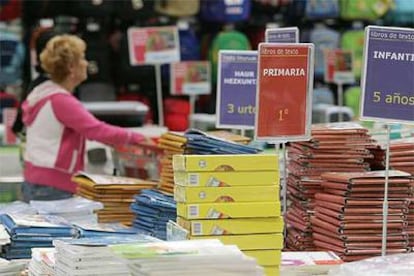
0;214;77;238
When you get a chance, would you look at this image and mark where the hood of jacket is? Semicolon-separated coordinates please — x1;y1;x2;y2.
22;80;69;126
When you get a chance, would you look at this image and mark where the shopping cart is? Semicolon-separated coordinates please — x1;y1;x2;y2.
112;143;163;181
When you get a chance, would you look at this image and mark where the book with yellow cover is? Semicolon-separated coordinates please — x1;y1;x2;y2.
243;249;282;266
174;171;279;187
172;154;279;172
263;265;280;276
72;172;157;190
190;233;284;250
177;217;284;236
177;201;281;219
174;185;280;203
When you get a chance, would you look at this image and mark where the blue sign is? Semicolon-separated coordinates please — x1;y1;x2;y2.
265;27;299;43
361;26;414;124
216;50;258;129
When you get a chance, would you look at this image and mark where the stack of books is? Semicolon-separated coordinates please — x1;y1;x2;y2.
0;224;10;250
53;235;158;275
312;170;412;261
157;130;255;194
109;239;264;275
29;196;104;225
0;257;25;275
389;138;414;175
158;132;187;194
130;189;176;240
285;123;377;251
173;154;283;276
28;247;55;276
0;213;76;259
280;251;343;275
73;172;157;225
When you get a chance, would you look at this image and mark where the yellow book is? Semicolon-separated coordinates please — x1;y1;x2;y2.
177;217;284;236
190;233;284;250
243;249;282;266
177;201;281;219
174;185;280;203
172;154;279;172
174;171;279;187
263;265;280;276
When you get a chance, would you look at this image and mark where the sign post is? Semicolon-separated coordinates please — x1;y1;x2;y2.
255;43;314;216
127;26;180;126
360;25;414;256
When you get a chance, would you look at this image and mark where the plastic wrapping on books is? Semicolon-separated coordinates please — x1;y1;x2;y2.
29;196;104;214
328;253;414;276
0;201;37;216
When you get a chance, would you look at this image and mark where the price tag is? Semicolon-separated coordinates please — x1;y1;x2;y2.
265;27;299;43
216;50;257;129
324;49;355;84
127;26;180;65
255;43;314;142
170;61;211;96
361;26;414;124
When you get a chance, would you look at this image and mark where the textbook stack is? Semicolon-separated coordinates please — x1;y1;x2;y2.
109;239;264;275
29;197;104;225
389;138;414;175
158;132;187;194
312;171;413;261
73;172;157;225
285;123;378;251
130;189;176;240
0;213;76;259
173;154;283;276
28;247;55;276
0;257;25;276
0;224;10;250
408;187;414;251
157;130;253;194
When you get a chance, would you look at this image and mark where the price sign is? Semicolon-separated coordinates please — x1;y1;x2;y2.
255;43;314;142
361;26;414;124
170;61;211;96
216;50;257;129
127;26;180;65
324;49;355;84
265;27;299;43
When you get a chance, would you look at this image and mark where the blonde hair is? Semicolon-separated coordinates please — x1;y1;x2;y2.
40;34;86;83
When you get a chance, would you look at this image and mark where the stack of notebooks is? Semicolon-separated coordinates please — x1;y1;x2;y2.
53;235;158;276
172;154;283;276
158;132;187;194
280;251;343;275
312;170;413;261
157;130;255;194
73;172;157;225
0;257;26;275
389;138;414;175
409;195;414;251
285;123;377;251
0;213;76;259
109;239;264;275
0;224;10;250
28;247;55;276
29;196;104;225
130;189;176;240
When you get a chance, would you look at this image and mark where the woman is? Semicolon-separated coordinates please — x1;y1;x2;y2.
21;34;148;202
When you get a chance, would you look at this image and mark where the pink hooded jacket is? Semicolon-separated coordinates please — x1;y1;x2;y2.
22;80;145;193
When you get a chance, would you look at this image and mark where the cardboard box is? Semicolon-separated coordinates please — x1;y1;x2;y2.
174;185;280;203
172;154;279;172
190;233;284;250
177;201;281;219
177;217;284;236
174;171;279;187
